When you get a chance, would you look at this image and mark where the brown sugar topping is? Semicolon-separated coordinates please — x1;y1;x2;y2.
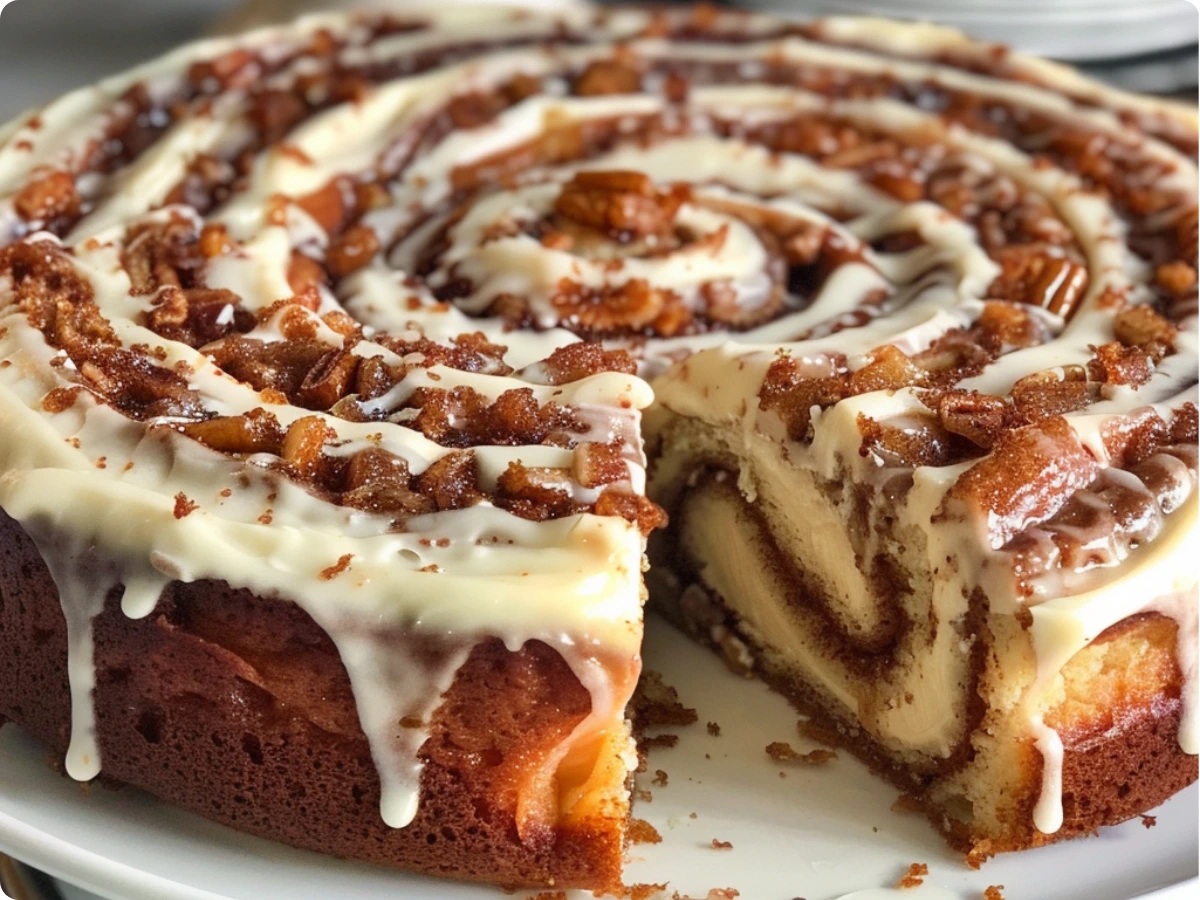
319;553;354;580
554;170;689;243
172;493;199;519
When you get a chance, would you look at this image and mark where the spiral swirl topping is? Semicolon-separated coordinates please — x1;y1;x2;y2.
0;4;1195;833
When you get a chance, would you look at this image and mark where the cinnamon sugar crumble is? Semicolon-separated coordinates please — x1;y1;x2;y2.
319;553;354;580
983;887;1005;900
710;838;733;850
706;721;721;736
897;862;928;889
651;769;669;786
172;492;199;519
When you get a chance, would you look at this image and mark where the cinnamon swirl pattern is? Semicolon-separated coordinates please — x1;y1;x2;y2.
0;2;1195;883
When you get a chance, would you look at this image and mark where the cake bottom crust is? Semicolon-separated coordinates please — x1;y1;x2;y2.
0;510;628;892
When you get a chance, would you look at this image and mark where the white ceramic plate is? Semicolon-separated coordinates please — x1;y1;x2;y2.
0;616;1195;900
748;0;1200;60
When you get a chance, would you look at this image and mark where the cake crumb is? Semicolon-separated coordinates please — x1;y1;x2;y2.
173;492;198;519
528;893;567;900
710;838;733;850
766;742;836;765
1141;815;1157;828
706;721;721;736
652;769;669;786
631;671;699;729
897;862;928;888
891;793;924;814
319;553;354;580
629;883;669;900
643;734;679;750
672;891;740;900
688;811;698;819
629;818;663;845
983;886;1005;900
633;786;654;803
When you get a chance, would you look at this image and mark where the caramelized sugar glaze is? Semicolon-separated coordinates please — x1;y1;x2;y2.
0;3;1195;888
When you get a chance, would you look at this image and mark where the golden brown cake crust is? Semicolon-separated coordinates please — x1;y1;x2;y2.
0;509;625;891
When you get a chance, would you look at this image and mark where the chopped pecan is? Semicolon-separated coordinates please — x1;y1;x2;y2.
416;451;482;511
551;278;686;335
989;247;1088;318
594;488;668;535
541;342;637;384
326;223;381;278
495;462;577;520
848;345;926;395
15;170;81;223
1088;342;1154;387
1155;260;1197;296
341;447;434;516
759;357;847;442
1011;368;1093;421
248;89;308;145
573;442;629;488
145;287;253;348
1113;304;1176;356
180;408;285;454
287;251;329;297
206;336;332;400
295;178;349;233
296;344;361;410
281;415;335;477
942;417;1101;549
934;391;1009;449
553;170;688;242
574;59;641;96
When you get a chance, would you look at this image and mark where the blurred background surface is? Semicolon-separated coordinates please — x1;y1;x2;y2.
0;0;1196;128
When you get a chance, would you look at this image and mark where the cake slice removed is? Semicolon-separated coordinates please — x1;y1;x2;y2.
647;363;1197;860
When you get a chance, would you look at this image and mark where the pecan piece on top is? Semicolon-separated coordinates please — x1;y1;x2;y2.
1113;303;1177;356
14;170;81;223
573;59;641;96
179;408;285;455
281;415;336;478
553;170;688;243
989;246;1089;319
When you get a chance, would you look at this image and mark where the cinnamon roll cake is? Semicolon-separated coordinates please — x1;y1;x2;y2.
0;2;1195;891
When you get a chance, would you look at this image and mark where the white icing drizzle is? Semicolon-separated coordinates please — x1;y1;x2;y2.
1029;716;1065;834
22;529;116;783
0;3;1194;842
